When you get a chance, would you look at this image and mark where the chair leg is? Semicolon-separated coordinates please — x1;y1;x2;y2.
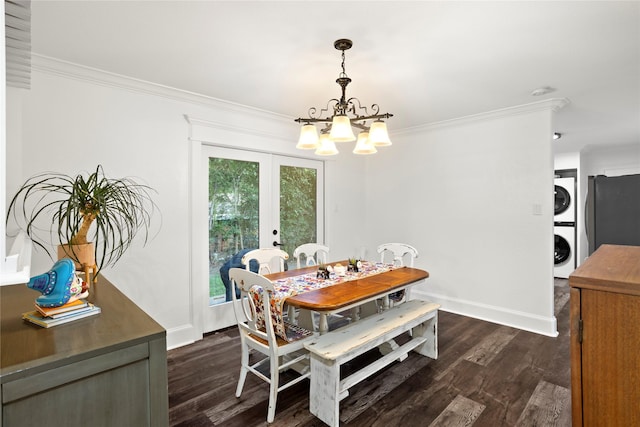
236;343;249;397
266;355;279;423
286;304;297;324
236;367;248;398
297;309;315;331
359;300;378;318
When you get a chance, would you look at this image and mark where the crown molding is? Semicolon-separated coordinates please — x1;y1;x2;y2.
31;53;292;124
184;114;293;144
395;98;571;136
30;54;570;139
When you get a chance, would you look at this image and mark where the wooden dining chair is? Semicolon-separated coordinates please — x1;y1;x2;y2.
229;268;316;424
378;242;419;304
378;242;418;268
241;248;289;275
292;243;330;269
360;243;420;318
241;247;297;323
292;243;332;331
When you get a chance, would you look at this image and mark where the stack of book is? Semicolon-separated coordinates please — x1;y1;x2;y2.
22;299;101;328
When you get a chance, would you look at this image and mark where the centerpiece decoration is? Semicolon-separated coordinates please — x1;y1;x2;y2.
347;258;362;273
333;263;346;276
316;263;330;279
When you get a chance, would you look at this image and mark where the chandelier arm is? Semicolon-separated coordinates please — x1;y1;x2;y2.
296;98;343;122
295;112;393;124
350;112;394;122
346;97;371;117
295;112;393;125
350;122;369;131
345;98;388;118
295;117;333;124
320;124;332;133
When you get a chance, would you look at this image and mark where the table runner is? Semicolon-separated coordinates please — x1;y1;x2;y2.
250;261;397;341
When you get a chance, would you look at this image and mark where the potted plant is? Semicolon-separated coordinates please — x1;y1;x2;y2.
348;258;360;273
6;165;158;281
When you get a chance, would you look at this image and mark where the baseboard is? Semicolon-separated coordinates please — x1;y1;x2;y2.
412;289;558;337
166;323;200;350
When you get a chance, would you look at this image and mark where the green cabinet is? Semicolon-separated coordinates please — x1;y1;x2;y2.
1;277;168;427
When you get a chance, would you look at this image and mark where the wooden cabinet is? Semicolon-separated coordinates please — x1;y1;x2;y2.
569;244;640;426
1;277;168;427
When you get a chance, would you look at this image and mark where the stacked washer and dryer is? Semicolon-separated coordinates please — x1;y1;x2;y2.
554;176;576;278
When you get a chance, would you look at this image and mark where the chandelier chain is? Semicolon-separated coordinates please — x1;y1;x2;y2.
340;49;348;79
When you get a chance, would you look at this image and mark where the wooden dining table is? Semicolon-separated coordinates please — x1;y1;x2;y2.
265;261;429;334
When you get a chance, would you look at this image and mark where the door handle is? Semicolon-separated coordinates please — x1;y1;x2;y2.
273;241;284;247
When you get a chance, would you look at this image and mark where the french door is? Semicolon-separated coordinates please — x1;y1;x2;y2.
201;146;324;332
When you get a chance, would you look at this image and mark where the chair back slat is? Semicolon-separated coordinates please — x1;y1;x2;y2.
293;243;330;269
241;248;289;274
230;267;276;344
377;243;418;267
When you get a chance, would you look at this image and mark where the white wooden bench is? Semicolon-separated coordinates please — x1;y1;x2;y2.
303;299;440;427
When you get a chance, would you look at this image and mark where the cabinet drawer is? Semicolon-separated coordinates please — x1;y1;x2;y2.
2;343;152;427
2;342;149;403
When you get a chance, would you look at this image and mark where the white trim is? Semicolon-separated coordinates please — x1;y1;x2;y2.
31;55;569;144
32;54;292;123
412;289;559;338
395;98;570;136
185;114;324;161
187;125;205;344
191;143;325;335
166;324;198;350
184;114;292;146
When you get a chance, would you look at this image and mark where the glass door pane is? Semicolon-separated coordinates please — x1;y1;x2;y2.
208;157;259;305
279;165;318;270
273;157;324;271
201;146;271;333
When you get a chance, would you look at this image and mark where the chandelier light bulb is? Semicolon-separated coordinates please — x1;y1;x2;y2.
296;124;320;149
368;120;392;147
353;131;377;155
329;115;356;142
315;133;339;156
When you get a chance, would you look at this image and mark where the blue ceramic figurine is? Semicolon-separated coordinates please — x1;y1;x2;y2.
27;258;89;308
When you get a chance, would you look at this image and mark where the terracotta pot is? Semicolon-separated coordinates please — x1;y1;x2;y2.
57;243;98;285
57;243;96;268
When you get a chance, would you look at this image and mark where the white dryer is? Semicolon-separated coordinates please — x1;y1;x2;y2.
554;224;576;278
554;177;575;223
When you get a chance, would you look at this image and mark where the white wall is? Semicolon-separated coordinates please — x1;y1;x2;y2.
7;61;194;347
364;101;565;336
6;56;563;347
5;56;367;348
582;144;640;177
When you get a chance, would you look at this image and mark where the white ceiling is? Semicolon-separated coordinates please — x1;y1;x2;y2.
29;1;640;154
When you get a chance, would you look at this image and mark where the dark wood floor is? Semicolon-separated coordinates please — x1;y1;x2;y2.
168;279;571;426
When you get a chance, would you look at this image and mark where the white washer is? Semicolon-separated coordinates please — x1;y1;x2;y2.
554;177;575;223
554;225;576;278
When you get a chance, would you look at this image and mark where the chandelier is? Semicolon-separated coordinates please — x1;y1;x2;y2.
295;39;394;156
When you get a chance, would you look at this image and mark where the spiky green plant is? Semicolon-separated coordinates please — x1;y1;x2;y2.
6;165;158;276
